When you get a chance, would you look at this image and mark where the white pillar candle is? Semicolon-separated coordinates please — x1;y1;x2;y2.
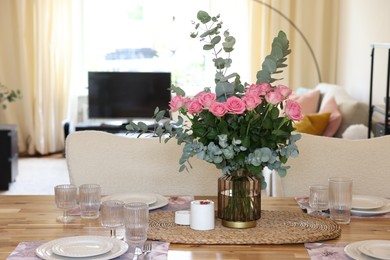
190;200;215;230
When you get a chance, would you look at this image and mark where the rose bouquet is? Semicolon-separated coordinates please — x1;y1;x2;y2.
127;10;302;190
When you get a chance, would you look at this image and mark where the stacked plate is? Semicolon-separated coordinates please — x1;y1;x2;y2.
101;192;169;210
351;195;390;216
344;240;390;259
36;236;128;260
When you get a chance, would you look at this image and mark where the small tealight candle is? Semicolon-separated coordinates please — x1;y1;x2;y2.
190;200;215;230
175;210;190;225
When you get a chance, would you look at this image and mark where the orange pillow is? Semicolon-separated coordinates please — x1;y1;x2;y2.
294;113;331;135
319;97;342;137
292;89;321;115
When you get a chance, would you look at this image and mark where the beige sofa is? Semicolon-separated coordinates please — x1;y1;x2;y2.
295;83;369;138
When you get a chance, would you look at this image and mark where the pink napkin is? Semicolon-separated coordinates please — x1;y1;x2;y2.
7;241;169;260
305;243;350;260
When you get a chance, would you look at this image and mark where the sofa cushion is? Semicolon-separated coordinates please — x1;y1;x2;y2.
315;83;369;137
294;113;331;135
292;89;321;115
319;97;342;137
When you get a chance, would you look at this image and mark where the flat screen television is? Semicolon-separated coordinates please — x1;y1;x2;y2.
88;71;171;121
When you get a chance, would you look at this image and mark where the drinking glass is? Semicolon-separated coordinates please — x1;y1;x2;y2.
79;184;101;219
309;184;329;215
124;202;149;251
54;184;77;223
328;177;353;224
101;200;124;239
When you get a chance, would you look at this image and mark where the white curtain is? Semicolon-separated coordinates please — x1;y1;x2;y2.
0;0;77;155
249;0;339;89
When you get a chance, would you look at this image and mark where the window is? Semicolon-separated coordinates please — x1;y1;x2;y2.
82;0;219;96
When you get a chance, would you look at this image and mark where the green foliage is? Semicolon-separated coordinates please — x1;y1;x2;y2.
0;82;22;109
256;31;291;84
191;10;243;102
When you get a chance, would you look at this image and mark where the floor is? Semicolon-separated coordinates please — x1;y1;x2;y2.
0;155;69;195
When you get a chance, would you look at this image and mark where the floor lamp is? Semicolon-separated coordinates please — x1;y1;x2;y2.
253;0;322;83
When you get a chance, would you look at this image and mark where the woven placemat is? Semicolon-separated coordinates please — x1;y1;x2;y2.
148;210;341;244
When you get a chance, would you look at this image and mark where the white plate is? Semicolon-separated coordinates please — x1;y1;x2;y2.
102;192;157;205
149;194;169;210
352;195;385;210
51;236;113;257
351;200;390;216
36;236;128;260
345;241;380;260
358;240;390;260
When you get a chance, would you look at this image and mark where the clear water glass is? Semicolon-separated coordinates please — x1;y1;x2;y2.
101;200;124;239
54;184;77;223
79;184;101;219
328;177;353;224
124;202;149;250
309;184;329;214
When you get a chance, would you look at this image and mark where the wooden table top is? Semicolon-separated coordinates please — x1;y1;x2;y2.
0;195;389;259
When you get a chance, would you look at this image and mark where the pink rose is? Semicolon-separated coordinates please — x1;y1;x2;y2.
285;99;303;121
225;96;246;114
188;99;203;114
209;102;227;117
199;93;216;108
169;95;185;112
242;93;262;110
194;91;207;100
246;83;271;96
183;97;192;109
275;85;292;99
265;89;284;104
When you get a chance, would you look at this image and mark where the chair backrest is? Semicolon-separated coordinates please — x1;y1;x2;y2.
273;133;390;198
65;131;222;196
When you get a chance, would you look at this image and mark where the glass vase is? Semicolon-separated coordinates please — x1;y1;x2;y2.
217;169;261;228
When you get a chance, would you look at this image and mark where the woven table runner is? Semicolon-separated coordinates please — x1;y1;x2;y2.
148;210;341;244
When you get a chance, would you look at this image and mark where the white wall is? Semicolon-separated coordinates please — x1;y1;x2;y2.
337;0;390;104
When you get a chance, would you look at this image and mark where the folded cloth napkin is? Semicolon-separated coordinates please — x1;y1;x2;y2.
295;196;329;217
157;195;193;211
305;243;350;260
7;241;169;260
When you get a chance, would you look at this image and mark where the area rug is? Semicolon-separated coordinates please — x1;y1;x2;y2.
0;158;69;195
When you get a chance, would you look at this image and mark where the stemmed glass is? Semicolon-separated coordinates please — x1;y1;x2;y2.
54;184;78;223
101;200;125;239
309;184;329;215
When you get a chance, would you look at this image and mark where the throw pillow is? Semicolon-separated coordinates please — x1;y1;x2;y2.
294;113;331;135
292;89;321;115
319;96;342;137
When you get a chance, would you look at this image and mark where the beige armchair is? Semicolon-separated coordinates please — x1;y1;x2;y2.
65;130;222;196
272;133;390;198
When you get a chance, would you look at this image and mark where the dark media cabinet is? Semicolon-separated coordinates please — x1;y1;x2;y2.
0;124;18;190
75;122;128;133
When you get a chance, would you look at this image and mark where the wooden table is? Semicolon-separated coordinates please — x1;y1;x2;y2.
0;195;389;259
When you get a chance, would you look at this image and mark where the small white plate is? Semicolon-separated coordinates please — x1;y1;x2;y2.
149;194;169;210
51;236;113;257
352;195;385;210
102;192;157;205
344;241;380;260
358;240;390;260
351;201;390;216
36;236;128;260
